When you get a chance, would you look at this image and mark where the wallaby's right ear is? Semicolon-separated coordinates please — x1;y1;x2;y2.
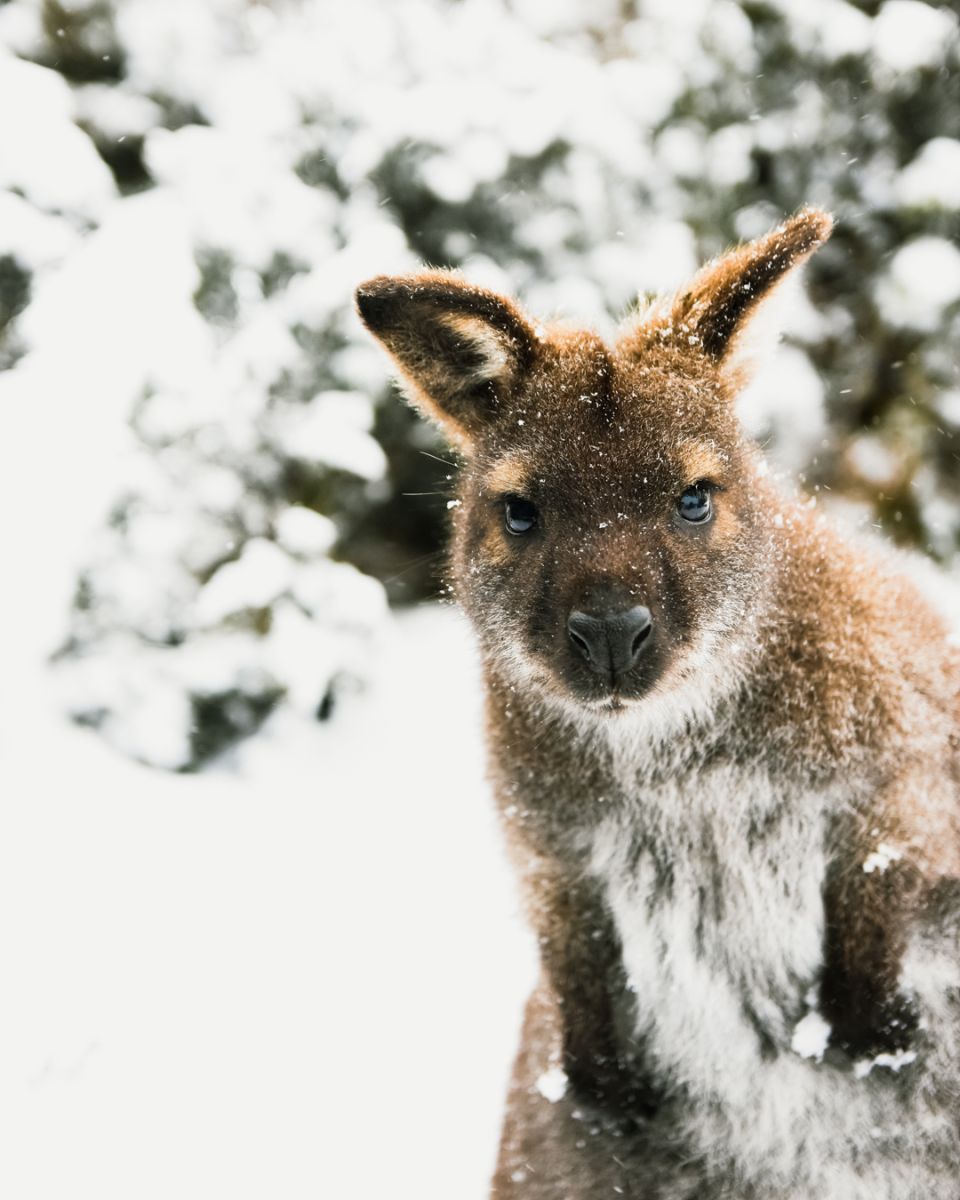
355;272;537;449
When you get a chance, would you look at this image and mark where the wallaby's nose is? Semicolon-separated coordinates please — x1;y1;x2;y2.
567;606;653;679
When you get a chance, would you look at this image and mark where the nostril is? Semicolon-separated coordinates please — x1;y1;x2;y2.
622;606;653;668
631;622;652;658
569;628;591;659
567;613;597;664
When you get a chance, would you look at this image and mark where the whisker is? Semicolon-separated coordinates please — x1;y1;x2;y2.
382;549;445;586
420;450;459;468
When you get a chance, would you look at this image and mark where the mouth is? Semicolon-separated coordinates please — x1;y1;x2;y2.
563;658;665;710
578;685;650;716
516;634;669;710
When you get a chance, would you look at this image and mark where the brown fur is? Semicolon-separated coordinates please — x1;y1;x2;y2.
357;210;960;1198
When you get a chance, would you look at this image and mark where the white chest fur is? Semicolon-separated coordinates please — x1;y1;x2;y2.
587;767;959;1198
591;769;827;1092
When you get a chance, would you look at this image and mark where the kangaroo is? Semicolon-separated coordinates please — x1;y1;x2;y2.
355;209;960;1199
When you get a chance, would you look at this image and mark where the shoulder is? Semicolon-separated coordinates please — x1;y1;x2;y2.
750;509;959;772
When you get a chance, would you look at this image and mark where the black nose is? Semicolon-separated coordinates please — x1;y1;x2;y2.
567;606;653;679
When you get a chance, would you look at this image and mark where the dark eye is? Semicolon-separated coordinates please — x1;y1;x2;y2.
504;496;538;535
677;483;713;524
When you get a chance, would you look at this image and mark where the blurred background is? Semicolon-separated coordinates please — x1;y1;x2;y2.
1;0;959;1196
2;0;959;769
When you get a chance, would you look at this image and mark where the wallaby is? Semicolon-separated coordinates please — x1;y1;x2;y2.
356;209;960;1200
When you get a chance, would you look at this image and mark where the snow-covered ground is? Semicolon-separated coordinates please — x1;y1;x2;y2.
0;605;535;1200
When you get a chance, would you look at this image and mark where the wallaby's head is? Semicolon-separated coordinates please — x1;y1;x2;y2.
356;209;832;715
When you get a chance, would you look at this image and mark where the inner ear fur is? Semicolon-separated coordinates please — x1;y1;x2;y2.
355;271;537;446
623;207;833;365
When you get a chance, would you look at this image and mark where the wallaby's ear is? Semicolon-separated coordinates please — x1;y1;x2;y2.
355;271;537;448
624;208;833;369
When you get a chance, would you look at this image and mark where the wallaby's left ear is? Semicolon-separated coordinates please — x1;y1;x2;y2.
625;208;833;368
355;271;537;449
